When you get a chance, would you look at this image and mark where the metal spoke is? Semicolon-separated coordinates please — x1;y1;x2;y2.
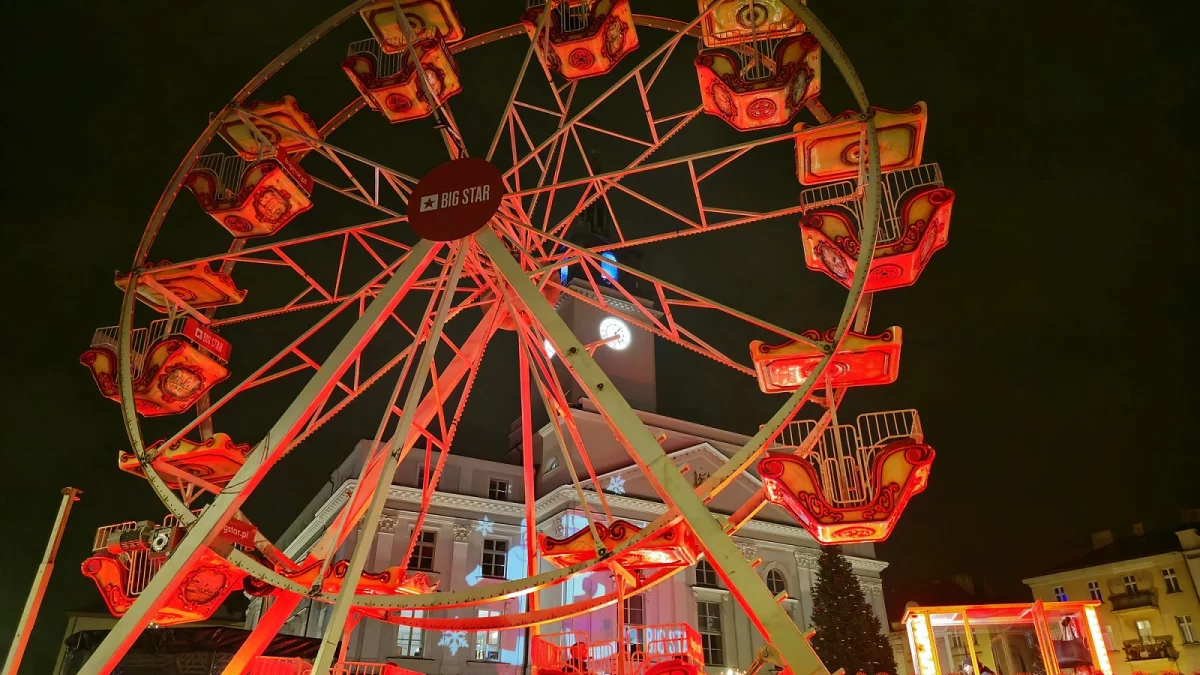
478;227;829;675
82;239;440;674
311;242;467;673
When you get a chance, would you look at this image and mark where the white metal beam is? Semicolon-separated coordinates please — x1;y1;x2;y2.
477;228;830;675
310;243;469;674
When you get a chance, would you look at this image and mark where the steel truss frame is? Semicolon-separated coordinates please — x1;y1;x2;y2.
78;1;887;674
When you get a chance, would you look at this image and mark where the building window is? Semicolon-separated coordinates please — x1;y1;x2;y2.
1087;581;1102;601
475;610;501;661
415;464;425;488
1177;615;1197;644
395;610;424;657
1163;568;1182;593
1053;586;1067;602
1135;619;1153;644
1103;625;1115;651
544;457;559;474
482;539;508;579
1123;575;1139;593
697;601;724;666
408;530;436;571
695;560;719;588
625;594;645;652
767;569;787;596
488;478;511;501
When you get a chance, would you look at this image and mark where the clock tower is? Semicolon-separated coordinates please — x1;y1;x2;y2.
542;148;658;412
551;276;658;413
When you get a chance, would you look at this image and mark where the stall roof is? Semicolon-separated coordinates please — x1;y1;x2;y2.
902;600;1101;627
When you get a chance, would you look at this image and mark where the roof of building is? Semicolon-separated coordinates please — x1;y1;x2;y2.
1033;523;1198;577
885;576;1026;622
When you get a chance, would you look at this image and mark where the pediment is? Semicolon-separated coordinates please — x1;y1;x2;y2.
585;442;766;515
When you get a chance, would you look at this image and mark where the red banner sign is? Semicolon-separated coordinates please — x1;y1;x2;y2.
221;517;257;548
408;158;505;242
182;318;232;362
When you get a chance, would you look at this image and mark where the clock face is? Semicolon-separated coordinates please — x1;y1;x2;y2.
598;317;631;350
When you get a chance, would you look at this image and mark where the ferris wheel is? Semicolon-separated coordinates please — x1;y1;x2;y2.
75;1;954;674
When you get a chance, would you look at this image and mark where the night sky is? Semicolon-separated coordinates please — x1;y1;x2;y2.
2;2;1199;673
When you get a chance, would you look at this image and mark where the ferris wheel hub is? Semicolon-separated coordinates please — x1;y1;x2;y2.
407;157;505;241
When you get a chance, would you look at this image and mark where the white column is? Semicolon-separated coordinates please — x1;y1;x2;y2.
858;577;887;634
360;515;398;660
721;593;739;668
795;550;820;631
733;543;759;669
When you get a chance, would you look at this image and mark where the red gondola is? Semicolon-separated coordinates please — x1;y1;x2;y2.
750;326;901;394
81;317;230;417
538;519;699;570
185;149;314;239
522;0;639;80
343;36;462;123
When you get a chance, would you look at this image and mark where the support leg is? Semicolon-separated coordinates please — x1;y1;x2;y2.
479;229;829;675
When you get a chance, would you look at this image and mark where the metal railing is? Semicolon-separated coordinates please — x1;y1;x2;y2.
777;418;817;449
91;514;182;552
251;657;313;675
192;152;254;202
89;316;195;378
1110;589;1157;612
799;163;944;245
737;38;782;81
332;663;388;675
347;37;409;79
782;409;921;451
533;631;590;670
1121;636;1178;662
525;0;593;33
779;410;922;507
93;520;141;552
589;639;622;675
641;623;702;666
538;624;702;675
89;326;148;376
125;554;164;597
858;408;923;447
559;1;592;33
798;179;858;213
92;514;187;597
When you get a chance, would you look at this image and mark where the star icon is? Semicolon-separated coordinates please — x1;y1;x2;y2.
419;194;438;212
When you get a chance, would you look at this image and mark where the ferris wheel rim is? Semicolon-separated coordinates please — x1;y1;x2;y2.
111;0;884;622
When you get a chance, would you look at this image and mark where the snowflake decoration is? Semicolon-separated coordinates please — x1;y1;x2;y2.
438;630;469;656
475;515;494;536
606;475;626;495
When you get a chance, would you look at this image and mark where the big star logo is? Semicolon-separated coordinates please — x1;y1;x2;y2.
408;158;504;241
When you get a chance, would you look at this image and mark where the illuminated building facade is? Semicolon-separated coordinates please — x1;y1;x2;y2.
248;285;892;674
1023;522;1200;675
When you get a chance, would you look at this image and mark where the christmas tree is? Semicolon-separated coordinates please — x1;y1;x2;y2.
809;545;897;675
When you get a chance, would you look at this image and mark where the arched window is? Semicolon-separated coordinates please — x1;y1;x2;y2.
766;568;787;595
695;559;719;588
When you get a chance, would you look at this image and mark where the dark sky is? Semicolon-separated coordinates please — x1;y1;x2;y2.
3;1;1199;673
